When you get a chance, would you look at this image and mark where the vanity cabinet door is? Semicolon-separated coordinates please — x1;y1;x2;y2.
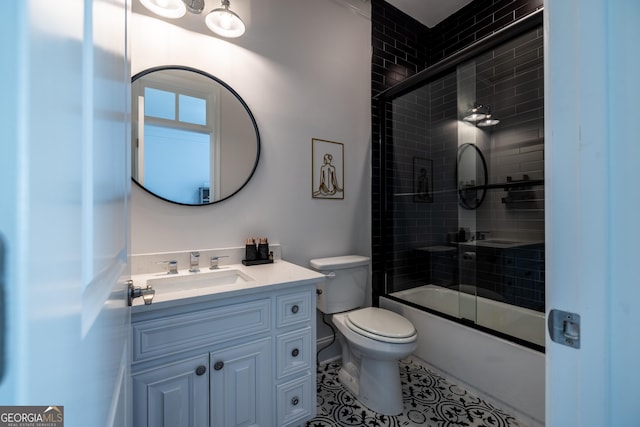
210;337;272;427
133;354;209;427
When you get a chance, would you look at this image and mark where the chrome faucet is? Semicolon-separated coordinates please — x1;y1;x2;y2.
158;260;178;274
189;251;200;272
167;260;178;274
209;255;229;270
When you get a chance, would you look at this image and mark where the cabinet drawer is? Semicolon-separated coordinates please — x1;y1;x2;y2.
276;290;312;328
276;373;314;427
133;299;270;362
276;327;313;379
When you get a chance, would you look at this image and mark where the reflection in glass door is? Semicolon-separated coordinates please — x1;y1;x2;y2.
381;24;545;349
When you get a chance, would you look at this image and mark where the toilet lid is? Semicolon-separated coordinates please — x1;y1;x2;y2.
346;307;416;343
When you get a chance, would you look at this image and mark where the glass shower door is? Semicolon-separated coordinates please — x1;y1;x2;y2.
381;23;546;349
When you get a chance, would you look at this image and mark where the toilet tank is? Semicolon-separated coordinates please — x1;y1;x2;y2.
310;255;370;314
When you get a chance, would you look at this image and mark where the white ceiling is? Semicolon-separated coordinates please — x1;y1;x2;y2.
385;0;474;28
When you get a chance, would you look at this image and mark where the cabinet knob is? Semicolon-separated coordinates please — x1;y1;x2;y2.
291;304;299;314
291;397;299;406
195;365;207;376
213;361;224;371
291;348;300;357
316;289;323;295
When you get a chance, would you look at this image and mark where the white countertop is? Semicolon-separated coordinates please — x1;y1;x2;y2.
131;260;325;313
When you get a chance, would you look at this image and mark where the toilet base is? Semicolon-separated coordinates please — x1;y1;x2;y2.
338;357;404;416
359;357;404;415
338;362;360;397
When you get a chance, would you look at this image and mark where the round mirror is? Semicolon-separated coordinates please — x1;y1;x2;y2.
131;66;260;205
456;143;488;209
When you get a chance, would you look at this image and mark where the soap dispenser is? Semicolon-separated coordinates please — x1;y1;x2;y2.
245;238;258;261
257;237;269;260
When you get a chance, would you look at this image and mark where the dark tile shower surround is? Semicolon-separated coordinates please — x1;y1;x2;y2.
371;0;545;318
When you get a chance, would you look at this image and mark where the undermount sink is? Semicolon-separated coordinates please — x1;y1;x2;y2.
147;268;255;293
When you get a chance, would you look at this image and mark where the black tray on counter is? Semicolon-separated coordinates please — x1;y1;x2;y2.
242;259;274;266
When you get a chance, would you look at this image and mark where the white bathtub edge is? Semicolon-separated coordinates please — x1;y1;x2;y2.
381;296;545;427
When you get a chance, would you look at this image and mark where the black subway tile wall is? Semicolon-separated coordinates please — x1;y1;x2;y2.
372;0;545;320
371;0;430;300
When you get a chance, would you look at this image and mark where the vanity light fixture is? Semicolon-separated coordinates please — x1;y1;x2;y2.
205;0;246;38
139;0;246;38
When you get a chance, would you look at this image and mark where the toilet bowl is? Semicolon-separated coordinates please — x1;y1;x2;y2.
332;307;417;415
310;255;418;415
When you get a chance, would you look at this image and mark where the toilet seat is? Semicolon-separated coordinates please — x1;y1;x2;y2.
345;307;416;344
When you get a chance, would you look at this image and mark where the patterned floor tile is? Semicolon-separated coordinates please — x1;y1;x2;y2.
306;357;526;427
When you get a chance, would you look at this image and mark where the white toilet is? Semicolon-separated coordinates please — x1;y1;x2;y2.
310;255;417;415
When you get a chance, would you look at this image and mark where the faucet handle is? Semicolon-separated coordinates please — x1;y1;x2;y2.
209;255;229;270
157;260;178;274
142;285;155;305
189;251;201;273
128;282;155;306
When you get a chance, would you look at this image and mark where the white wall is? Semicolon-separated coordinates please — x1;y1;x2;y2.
130;0;372;270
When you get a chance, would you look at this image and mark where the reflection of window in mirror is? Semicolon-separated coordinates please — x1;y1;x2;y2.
134;74;220;205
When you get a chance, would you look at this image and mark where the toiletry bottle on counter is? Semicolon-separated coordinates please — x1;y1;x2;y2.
257;237;269;260
245;238;258;261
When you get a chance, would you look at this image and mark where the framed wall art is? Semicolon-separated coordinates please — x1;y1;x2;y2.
413;157;433;203
312;138;344;199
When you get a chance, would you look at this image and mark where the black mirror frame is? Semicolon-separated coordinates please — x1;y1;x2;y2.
456;143;488;210
131;65;261;206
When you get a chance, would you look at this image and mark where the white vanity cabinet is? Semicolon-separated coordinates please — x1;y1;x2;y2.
131;281;317;427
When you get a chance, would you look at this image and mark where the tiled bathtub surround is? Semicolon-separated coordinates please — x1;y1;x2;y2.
371;0;544;304
379;23;545;315
372;0;546;341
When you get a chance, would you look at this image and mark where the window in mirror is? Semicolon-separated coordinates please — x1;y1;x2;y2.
143;87;211;125
134;72;221;204
179;94;207;125
144;87;175;120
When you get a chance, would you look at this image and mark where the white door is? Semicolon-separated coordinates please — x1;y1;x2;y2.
545;1;640;426
0;1;131;426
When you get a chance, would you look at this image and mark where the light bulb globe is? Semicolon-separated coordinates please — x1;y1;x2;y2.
205;7;245;38
139;0;186;19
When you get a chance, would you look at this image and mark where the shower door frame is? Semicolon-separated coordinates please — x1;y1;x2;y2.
372;9;544;352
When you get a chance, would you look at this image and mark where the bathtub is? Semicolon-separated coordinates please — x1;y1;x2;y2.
391;284;545;347
381;284;545;426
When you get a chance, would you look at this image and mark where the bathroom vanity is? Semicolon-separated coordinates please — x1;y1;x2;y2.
130;260;324;427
